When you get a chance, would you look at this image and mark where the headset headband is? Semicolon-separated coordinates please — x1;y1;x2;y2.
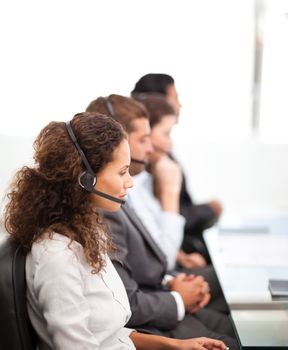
66;121;95;176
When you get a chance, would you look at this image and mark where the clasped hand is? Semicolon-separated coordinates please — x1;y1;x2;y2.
169;273;211;313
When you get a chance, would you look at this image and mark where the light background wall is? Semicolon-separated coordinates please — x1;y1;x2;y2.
0;0;254;138
1;0;288;225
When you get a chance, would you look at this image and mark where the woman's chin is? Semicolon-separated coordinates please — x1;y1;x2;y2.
100;202;122;212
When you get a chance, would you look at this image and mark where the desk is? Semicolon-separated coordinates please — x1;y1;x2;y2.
231;309;288;348
204;226;288;349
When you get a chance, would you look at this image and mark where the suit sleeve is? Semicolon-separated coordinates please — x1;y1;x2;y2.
104;210;179;331
181;202;217;231
180;174;217;231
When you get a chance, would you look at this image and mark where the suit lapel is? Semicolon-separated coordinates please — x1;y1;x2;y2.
122;205;167;266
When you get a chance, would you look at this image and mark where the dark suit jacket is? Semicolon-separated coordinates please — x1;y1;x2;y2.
179;174;217;260
168;152;217;232
104;206;237;348
105;205;179;330
104;204;227;319
180;173;217;232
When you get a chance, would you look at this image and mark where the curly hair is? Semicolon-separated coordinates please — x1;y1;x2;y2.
4;112;126;273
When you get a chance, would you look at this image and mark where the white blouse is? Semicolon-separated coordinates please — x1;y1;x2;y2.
26;232;135;350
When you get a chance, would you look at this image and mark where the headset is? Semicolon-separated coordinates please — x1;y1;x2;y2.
104;96;147;166
65;120;125;205
105;96;115;118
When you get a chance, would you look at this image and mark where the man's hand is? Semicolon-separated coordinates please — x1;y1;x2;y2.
177;250;207;268
208;200;223;218
168;273;211;313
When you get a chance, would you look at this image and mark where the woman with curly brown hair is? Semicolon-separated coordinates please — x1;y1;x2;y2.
4;112;227;350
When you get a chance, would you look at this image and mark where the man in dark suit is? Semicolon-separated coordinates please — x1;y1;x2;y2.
86;94;239;350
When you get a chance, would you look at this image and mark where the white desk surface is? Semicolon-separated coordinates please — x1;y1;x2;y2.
231;309;288;347
204;223;288;348
204;227;288;306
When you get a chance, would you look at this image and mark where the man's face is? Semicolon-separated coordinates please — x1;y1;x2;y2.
128;118;153;176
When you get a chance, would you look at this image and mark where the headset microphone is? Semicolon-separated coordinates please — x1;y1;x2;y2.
131;158;147;165
66;121;125;205
91;189;125;205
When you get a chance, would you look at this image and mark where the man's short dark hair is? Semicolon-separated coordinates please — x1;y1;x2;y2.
131;73;174;96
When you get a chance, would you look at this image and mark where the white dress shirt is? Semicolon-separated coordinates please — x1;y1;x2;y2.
129;170;186;270
26;232;135;350
129;171;186;321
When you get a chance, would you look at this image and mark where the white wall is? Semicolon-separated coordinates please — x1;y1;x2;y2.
173;138;288;220
0;0;254;140
0;135;34;214
1;134;288;226
1;0;288;226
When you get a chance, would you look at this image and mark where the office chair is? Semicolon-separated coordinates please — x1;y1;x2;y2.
0;237;37;350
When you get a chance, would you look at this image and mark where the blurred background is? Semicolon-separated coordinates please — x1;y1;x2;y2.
1;0;288;223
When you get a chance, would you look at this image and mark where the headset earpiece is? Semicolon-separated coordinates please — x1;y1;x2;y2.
66;119;125;205
78;171;96;192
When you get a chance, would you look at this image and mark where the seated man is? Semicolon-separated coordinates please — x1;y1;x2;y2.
131;93;207;270
86;94;238;350
132;73;223;258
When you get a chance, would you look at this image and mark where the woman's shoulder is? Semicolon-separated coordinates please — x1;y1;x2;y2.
29;232;83;264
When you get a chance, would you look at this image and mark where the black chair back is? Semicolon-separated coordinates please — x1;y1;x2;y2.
0;237;37;350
